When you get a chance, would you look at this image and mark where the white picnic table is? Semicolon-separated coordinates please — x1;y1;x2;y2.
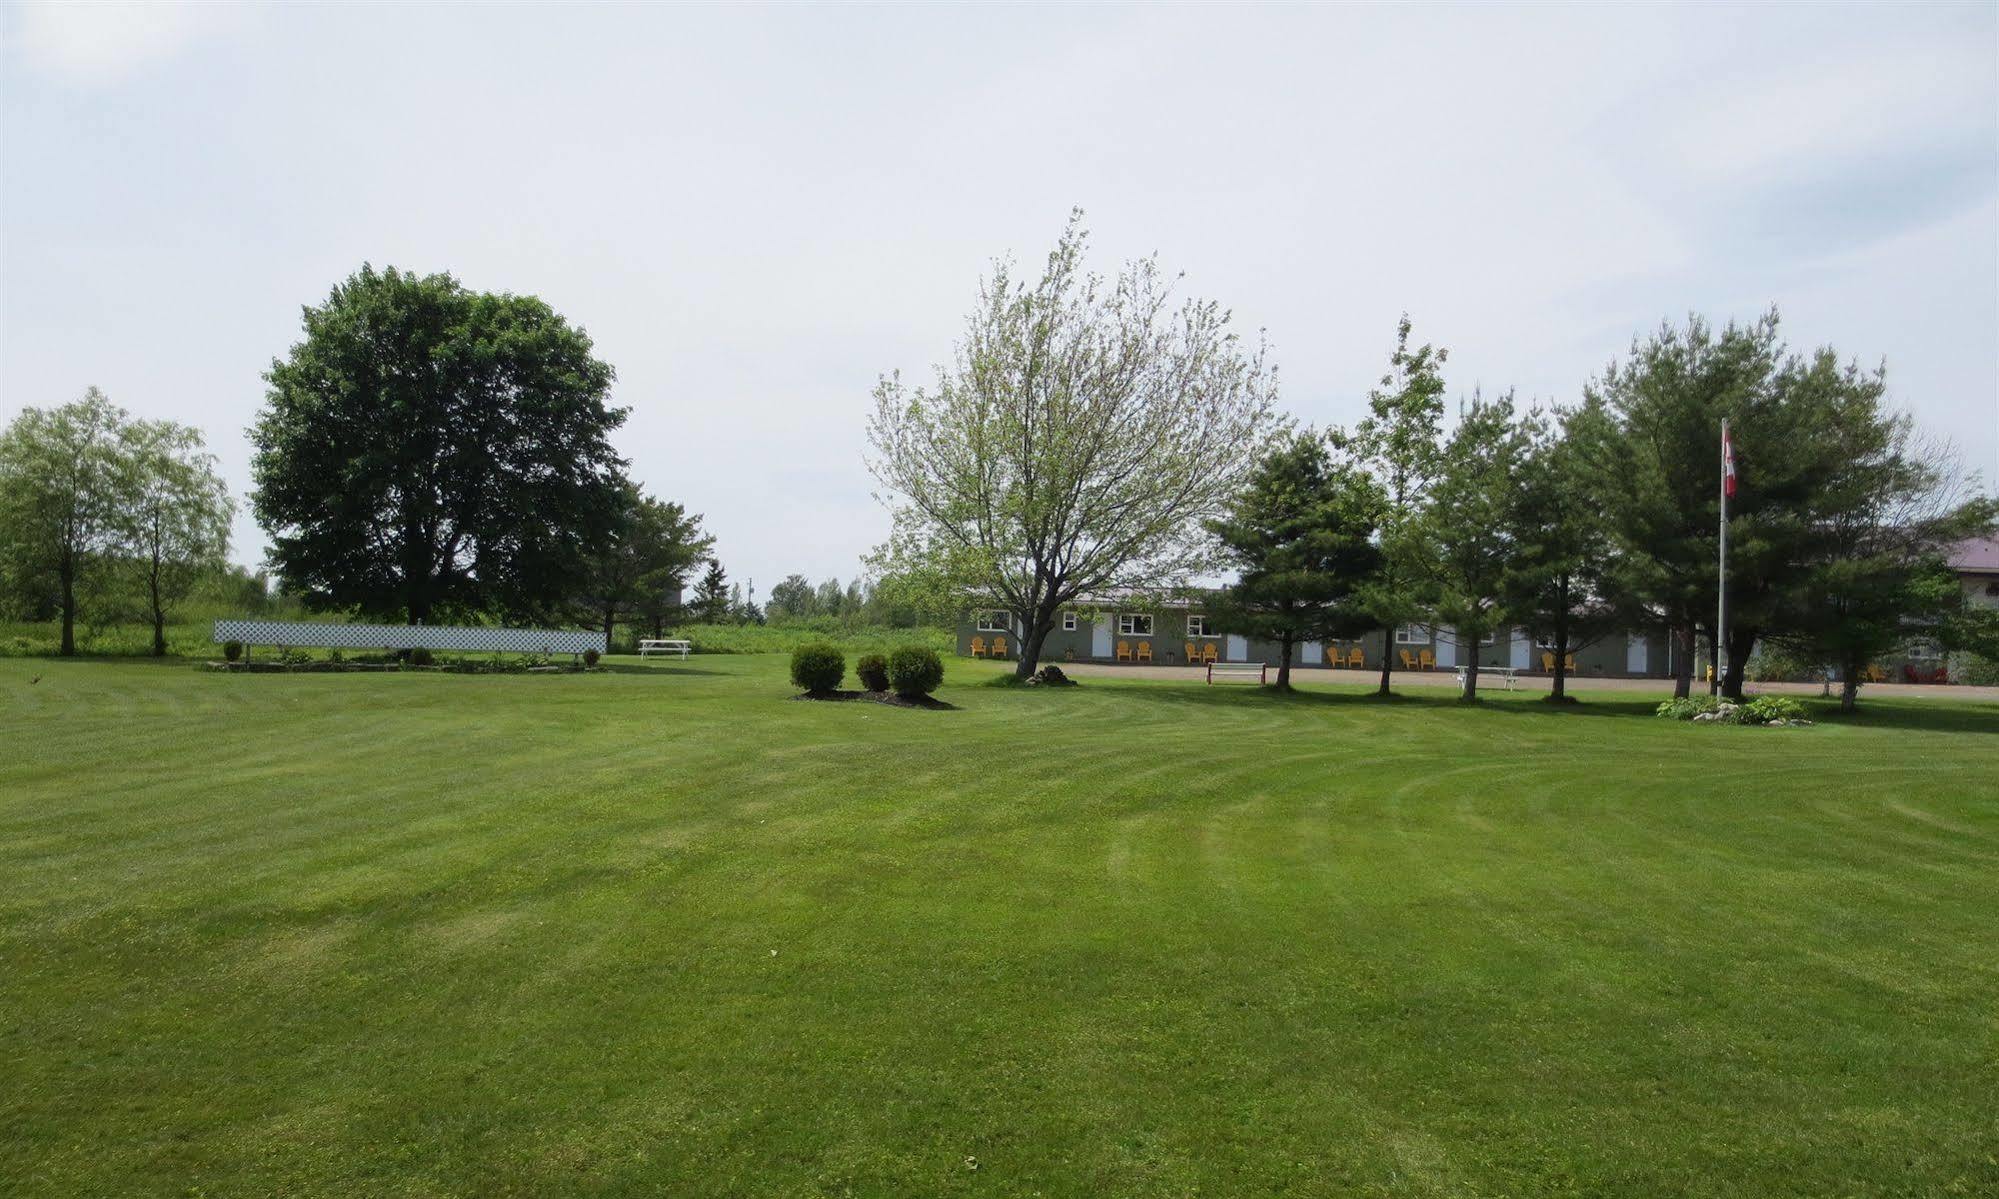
638;638;692;660
1455;665;1521;691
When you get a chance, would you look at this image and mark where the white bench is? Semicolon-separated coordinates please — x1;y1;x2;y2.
1207;661;1267;685
638;639;692;660
1456;665;1521;691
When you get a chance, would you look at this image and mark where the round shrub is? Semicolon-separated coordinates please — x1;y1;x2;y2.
886;646;944;697
222;640;243;662
790;643;845;693
855;653;889;692
409;647;435;667
583;648;601;667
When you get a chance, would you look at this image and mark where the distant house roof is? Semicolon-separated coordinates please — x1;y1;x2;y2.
1952;537;1999;574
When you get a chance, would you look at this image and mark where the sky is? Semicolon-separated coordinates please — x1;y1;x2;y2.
3;1;1995;595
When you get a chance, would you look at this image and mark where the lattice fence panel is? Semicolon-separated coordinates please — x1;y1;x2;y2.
214;620;605;655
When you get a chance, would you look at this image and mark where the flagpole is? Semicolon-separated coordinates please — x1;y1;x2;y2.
1717;418;1729;698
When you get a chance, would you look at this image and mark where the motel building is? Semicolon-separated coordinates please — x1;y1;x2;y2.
955;539;1999;683
958;596;1678;680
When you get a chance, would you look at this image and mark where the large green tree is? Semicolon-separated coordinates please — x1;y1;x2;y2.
1758;359;1998;709
1574;313;1788;699
125;421;234;656
1205;430;1383;690
0;389;141;655
251;265;627;624
867;213;1282;680
1417;392;1531;702
1503;407;1621;702
1349;316;1446;696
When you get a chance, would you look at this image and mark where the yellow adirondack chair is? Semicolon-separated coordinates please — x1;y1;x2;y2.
1203;642;1219;664
1398;649;1418;670
1418;648;1436;670
1116;640;1132;662
969;636;986;658
1347;646;1365;669
1540;651;1555;672
991;636;1008;658
1185;641;1198;663
1136;641;1153;663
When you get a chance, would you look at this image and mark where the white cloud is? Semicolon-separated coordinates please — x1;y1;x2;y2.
6;0;238;85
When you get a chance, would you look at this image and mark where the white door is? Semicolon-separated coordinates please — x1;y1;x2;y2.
1092;620;1112;659
1434;628;1457;669
1301;640;1322;667
1626;634;1648;675
1226;634;1248;661
1510;630;1531;670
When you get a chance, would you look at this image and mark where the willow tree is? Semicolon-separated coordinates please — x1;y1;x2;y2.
868;215;1280;679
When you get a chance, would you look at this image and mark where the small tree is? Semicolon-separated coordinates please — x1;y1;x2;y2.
767;574;815;621
1418;392;1532;702
691;559;730;623
1350;316;1447;696
1206;431;1383;690
0;389;141;656
575;482;710;645
125;420;233;656
867;212;1281;680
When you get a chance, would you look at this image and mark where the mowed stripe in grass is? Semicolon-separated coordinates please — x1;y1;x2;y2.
0;655;1994;1196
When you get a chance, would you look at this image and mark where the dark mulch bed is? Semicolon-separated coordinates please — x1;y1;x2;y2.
793;689;957;711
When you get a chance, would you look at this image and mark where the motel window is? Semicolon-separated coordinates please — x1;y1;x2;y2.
1062;611;1078;631
1395;625;1427;644
976;611;1010;633
1118;613;1154;637
1187;614;1214;637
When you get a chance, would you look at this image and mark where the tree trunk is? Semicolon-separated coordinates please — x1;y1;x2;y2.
58;551;76;657
1672;626;1694;699
1462;652;1481;702
1721;627;1755;701
1839;650;1862;711
602;606;616;646
150;571;167;657
1550;596;1569;701
1015;602;1058;679
1376;625;1395;696
1275;634;1294;690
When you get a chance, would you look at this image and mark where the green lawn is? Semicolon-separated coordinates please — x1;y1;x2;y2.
2;655;1995;1196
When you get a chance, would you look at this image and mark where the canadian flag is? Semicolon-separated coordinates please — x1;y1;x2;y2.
1722;423;1738;498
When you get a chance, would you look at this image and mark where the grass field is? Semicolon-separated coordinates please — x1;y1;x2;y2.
2;654;1995;1196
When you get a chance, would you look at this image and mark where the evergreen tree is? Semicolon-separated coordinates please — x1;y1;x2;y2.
1760;358;1998;708
1417;392;1531;702
1206;431;1383;689
692;560;729;623
1503;407;1620;702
